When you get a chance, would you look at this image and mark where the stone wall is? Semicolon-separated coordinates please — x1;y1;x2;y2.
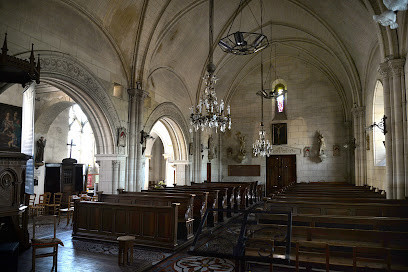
218;59;348;185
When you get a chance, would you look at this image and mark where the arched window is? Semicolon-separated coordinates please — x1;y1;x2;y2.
67;104;95;165
272;79;288;120
373;81;385;166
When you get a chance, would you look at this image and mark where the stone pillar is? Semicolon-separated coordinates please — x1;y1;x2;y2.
192;130;202;183
95;154;125;194
379;58;406;199
352;106;365;186
112;160;120;193
379;63;394;198
135;86;149;192
127;88;137;191
389;59;406;199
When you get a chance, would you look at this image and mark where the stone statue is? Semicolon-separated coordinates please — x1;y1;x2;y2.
317;132;327;161
35;136;46;163
373;0;408;29
235;132;246;163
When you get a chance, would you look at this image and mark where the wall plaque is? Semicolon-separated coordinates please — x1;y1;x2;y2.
228;165;260;176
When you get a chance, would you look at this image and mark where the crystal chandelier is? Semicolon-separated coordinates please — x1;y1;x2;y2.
190;0;231;133
253;9;272;157
190;72;231;132
253;122;273;157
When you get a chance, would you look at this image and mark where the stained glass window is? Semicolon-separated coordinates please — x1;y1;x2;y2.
276;88;284;112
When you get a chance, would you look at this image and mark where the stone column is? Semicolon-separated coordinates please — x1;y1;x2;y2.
192;130;202;183
379;58;406;199
379;62;394;198
127;88;137;191
135;85;149;192
352;106;365;186
389;59;406;199
95;154;125;194
112;160;120;193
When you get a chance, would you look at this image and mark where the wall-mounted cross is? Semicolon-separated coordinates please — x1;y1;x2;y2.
67;139;76;158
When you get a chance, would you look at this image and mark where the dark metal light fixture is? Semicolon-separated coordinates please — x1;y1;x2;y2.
218;1;269;55
140;130;154;154
367;115;387;135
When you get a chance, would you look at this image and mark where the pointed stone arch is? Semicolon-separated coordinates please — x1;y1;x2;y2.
25;52;122;155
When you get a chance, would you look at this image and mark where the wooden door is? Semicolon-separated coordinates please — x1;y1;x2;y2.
266;155;296;195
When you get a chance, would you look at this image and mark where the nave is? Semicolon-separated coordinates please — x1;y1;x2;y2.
14;181;408;272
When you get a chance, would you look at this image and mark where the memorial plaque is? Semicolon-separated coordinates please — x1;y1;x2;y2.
228;165;260;176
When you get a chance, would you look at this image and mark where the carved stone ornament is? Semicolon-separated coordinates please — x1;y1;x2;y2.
373;0;408;29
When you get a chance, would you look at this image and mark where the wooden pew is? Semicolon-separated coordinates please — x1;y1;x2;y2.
257;213;408;232
147;187;222;226
264;199;408;217
213;181;258;206
139;190;208;230
191;183;243;211
73;201;179;249
274;195;407;204
98;193;195;239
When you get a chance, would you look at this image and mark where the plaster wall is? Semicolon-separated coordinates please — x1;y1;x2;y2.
44;107;70;163
149;137;165;183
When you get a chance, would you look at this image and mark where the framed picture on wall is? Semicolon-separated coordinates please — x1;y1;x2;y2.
0;103;22;152
272;123;287;145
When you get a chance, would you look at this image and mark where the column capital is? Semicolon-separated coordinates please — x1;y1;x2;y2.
388;58;405;76
378;62;391;79
112;160;120;168
351;105;365;117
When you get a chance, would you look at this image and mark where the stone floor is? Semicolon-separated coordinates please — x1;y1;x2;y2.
17;215;282;272
18;215;171;272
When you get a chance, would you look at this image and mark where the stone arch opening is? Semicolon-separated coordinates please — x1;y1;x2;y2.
143;117;189;189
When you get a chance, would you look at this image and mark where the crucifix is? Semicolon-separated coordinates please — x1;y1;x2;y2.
67;139;76;158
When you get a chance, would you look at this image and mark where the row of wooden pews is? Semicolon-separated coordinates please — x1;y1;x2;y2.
72;181;260;249
248;182;408;271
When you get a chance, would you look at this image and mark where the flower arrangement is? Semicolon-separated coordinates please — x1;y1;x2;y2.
154;181;166;189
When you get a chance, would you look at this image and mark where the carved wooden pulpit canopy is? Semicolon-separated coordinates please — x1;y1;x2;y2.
0;33;40;87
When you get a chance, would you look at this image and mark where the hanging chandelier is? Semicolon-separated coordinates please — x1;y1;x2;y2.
218;0;269;55
253;2;272;157
190;0;231;133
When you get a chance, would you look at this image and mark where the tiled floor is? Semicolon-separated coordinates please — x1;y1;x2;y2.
18;216;169;272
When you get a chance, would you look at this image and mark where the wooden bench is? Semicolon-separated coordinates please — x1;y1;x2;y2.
138;190;208;230
264;200;408;217
257;213;408;232
73;201;179;249
191;183;242;211
98;193;195;239
146;187;222;226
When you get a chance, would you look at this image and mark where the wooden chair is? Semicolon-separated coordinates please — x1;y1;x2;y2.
38;192;51;214
353;246;391;272
58;195;75;226
28;194;37;216
296;241;330;272
46;192;63;216
31;215;64;272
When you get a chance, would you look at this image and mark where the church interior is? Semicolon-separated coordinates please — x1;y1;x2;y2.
0;0;408;271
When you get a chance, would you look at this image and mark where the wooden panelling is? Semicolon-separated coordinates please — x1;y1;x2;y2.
73;202;179;249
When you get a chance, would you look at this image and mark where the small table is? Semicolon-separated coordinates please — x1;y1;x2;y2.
117;236;135;266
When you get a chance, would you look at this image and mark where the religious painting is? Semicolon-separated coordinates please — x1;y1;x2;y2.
0;103;22;152
272;123;287;145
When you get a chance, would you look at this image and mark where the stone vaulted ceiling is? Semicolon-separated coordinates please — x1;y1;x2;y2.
1;0;399;121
